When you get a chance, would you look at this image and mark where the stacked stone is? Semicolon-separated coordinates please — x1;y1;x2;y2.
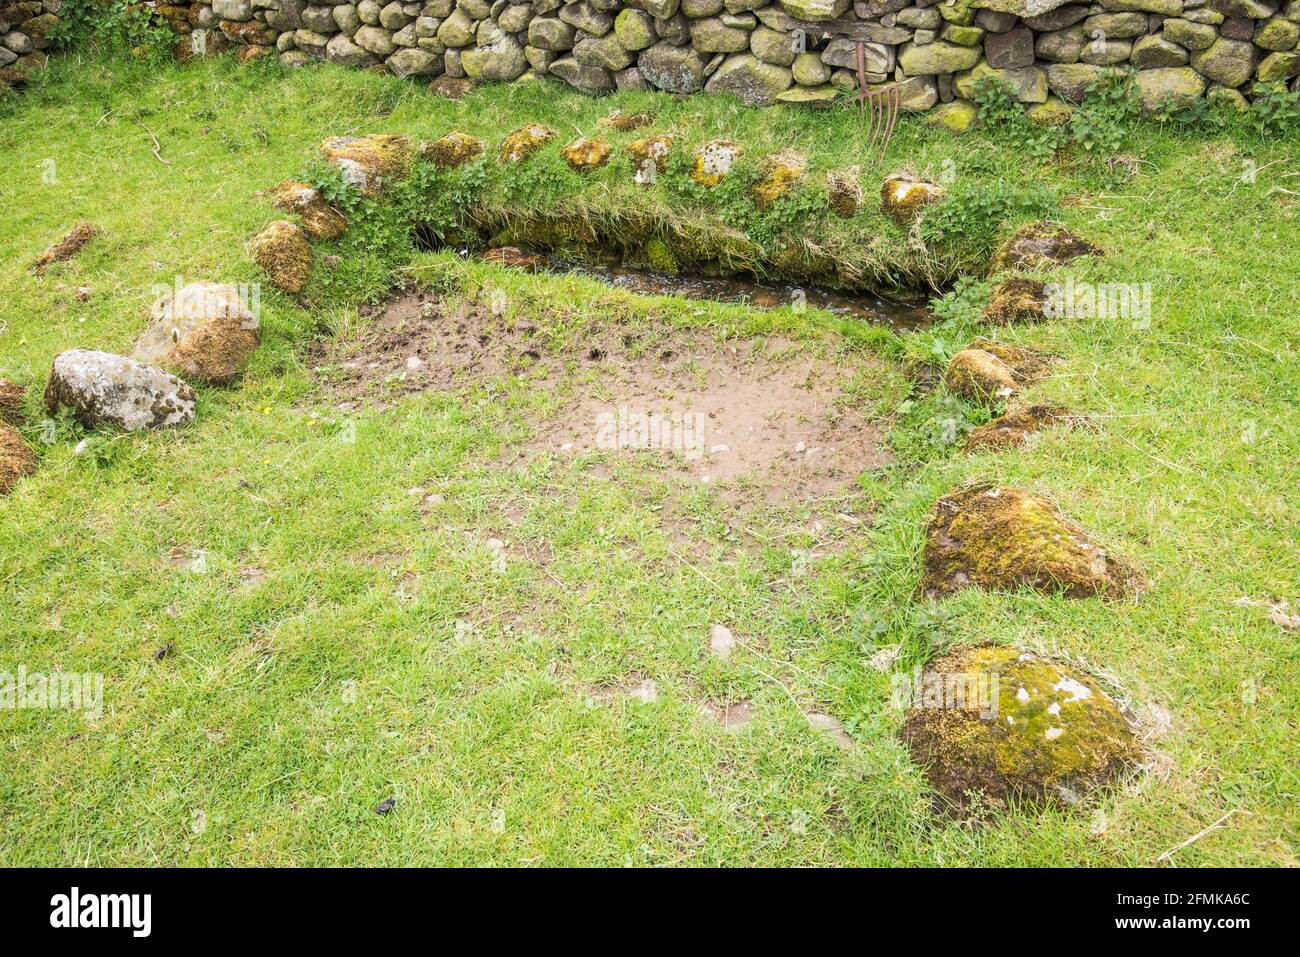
255;0;1300;110
0;0;61;87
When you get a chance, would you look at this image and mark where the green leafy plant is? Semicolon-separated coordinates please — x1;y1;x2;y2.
1247;82;1300;137
1069;70;1140;155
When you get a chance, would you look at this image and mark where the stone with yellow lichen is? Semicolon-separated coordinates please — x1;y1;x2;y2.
498;124;556;163
965;404;1068;452
921;485;1140;599
690;140;740;187
628;134;672;185
320;134;413;198
562;137;614;172
880;174;947;228
418;132;484;169
901;644;1139;810
751;150;807;210
249;220;312;294
825;166;863;219
267;180;347;242
945;339;1049;404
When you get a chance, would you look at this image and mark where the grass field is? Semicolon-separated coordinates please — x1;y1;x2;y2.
0;49;1297;866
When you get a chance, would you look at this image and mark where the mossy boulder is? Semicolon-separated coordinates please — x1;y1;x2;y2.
965;404;1068;452
562;136;614;172
267;180;347;241
751;150;806;210
927;99;980;134
825;167;863;219
703;53;794;106
690;140;741;186
921;485;1139;599
133;282;261;386
249;220;312;294
946;339;1050;403
901;644;1139;810
418;131;484;167
498;124;556;163
0;378;26;425
776;84;840;106
320;134;413;197
984;278;1049;323
880;174;947;228
0;422;36;495
991;221;1102;272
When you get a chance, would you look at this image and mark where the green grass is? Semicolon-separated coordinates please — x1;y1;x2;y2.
0;49;1297;866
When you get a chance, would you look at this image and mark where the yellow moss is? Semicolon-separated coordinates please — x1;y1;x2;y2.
751;150;807;211
0;422;37;495
880;175;947;228
249;220;312;294
498;124;556;163
922;485;1140;599
643;238;679;274
945;340;1049;404
902;644;1139;810
561;137;613;172
268;180;347;242
418;131;484;168
690;141;740;187
983;278;1048;323
320;134;413;197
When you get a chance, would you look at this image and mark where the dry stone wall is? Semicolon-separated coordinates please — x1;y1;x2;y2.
0;0;61;87
8;0;1300;110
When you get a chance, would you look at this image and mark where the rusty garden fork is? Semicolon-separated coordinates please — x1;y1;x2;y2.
856;40;901;170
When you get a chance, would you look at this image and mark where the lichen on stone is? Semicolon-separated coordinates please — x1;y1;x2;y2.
751;150;807;210
498;124;556;163
417;131;485;170
134;282;261;386
921;484;1140;599
880;174;947;228
562;136;614;172
249;220;312;294
901;644;1139;811
690;140;740;187
965;404;1069;452
320;134;413;197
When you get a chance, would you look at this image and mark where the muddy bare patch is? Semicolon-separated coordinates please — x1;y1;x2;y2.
311;291;892;505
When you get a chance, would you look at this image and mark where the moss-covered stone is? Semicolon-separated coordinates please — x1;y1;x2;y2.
690;140;740;186
562;136;614;172
991;221;1102;272
0;378;26;425
984;278;1048;323
267;180;347;242
965;404;1068;452
825;166;863;219
751;150;806;210
0;422;37;495
320;134;413;197
498;123;556;163
418;131;484;168
249;220;312;294
880;174;947;228
901;644;1139;810
133;282;261;386
643;237;680;274
921;485;1140;599
928;99;980;133
946;339;1050;403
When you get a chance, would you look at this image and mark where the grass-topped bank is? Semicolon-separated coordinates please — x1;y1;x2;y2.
1;50;1298;866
